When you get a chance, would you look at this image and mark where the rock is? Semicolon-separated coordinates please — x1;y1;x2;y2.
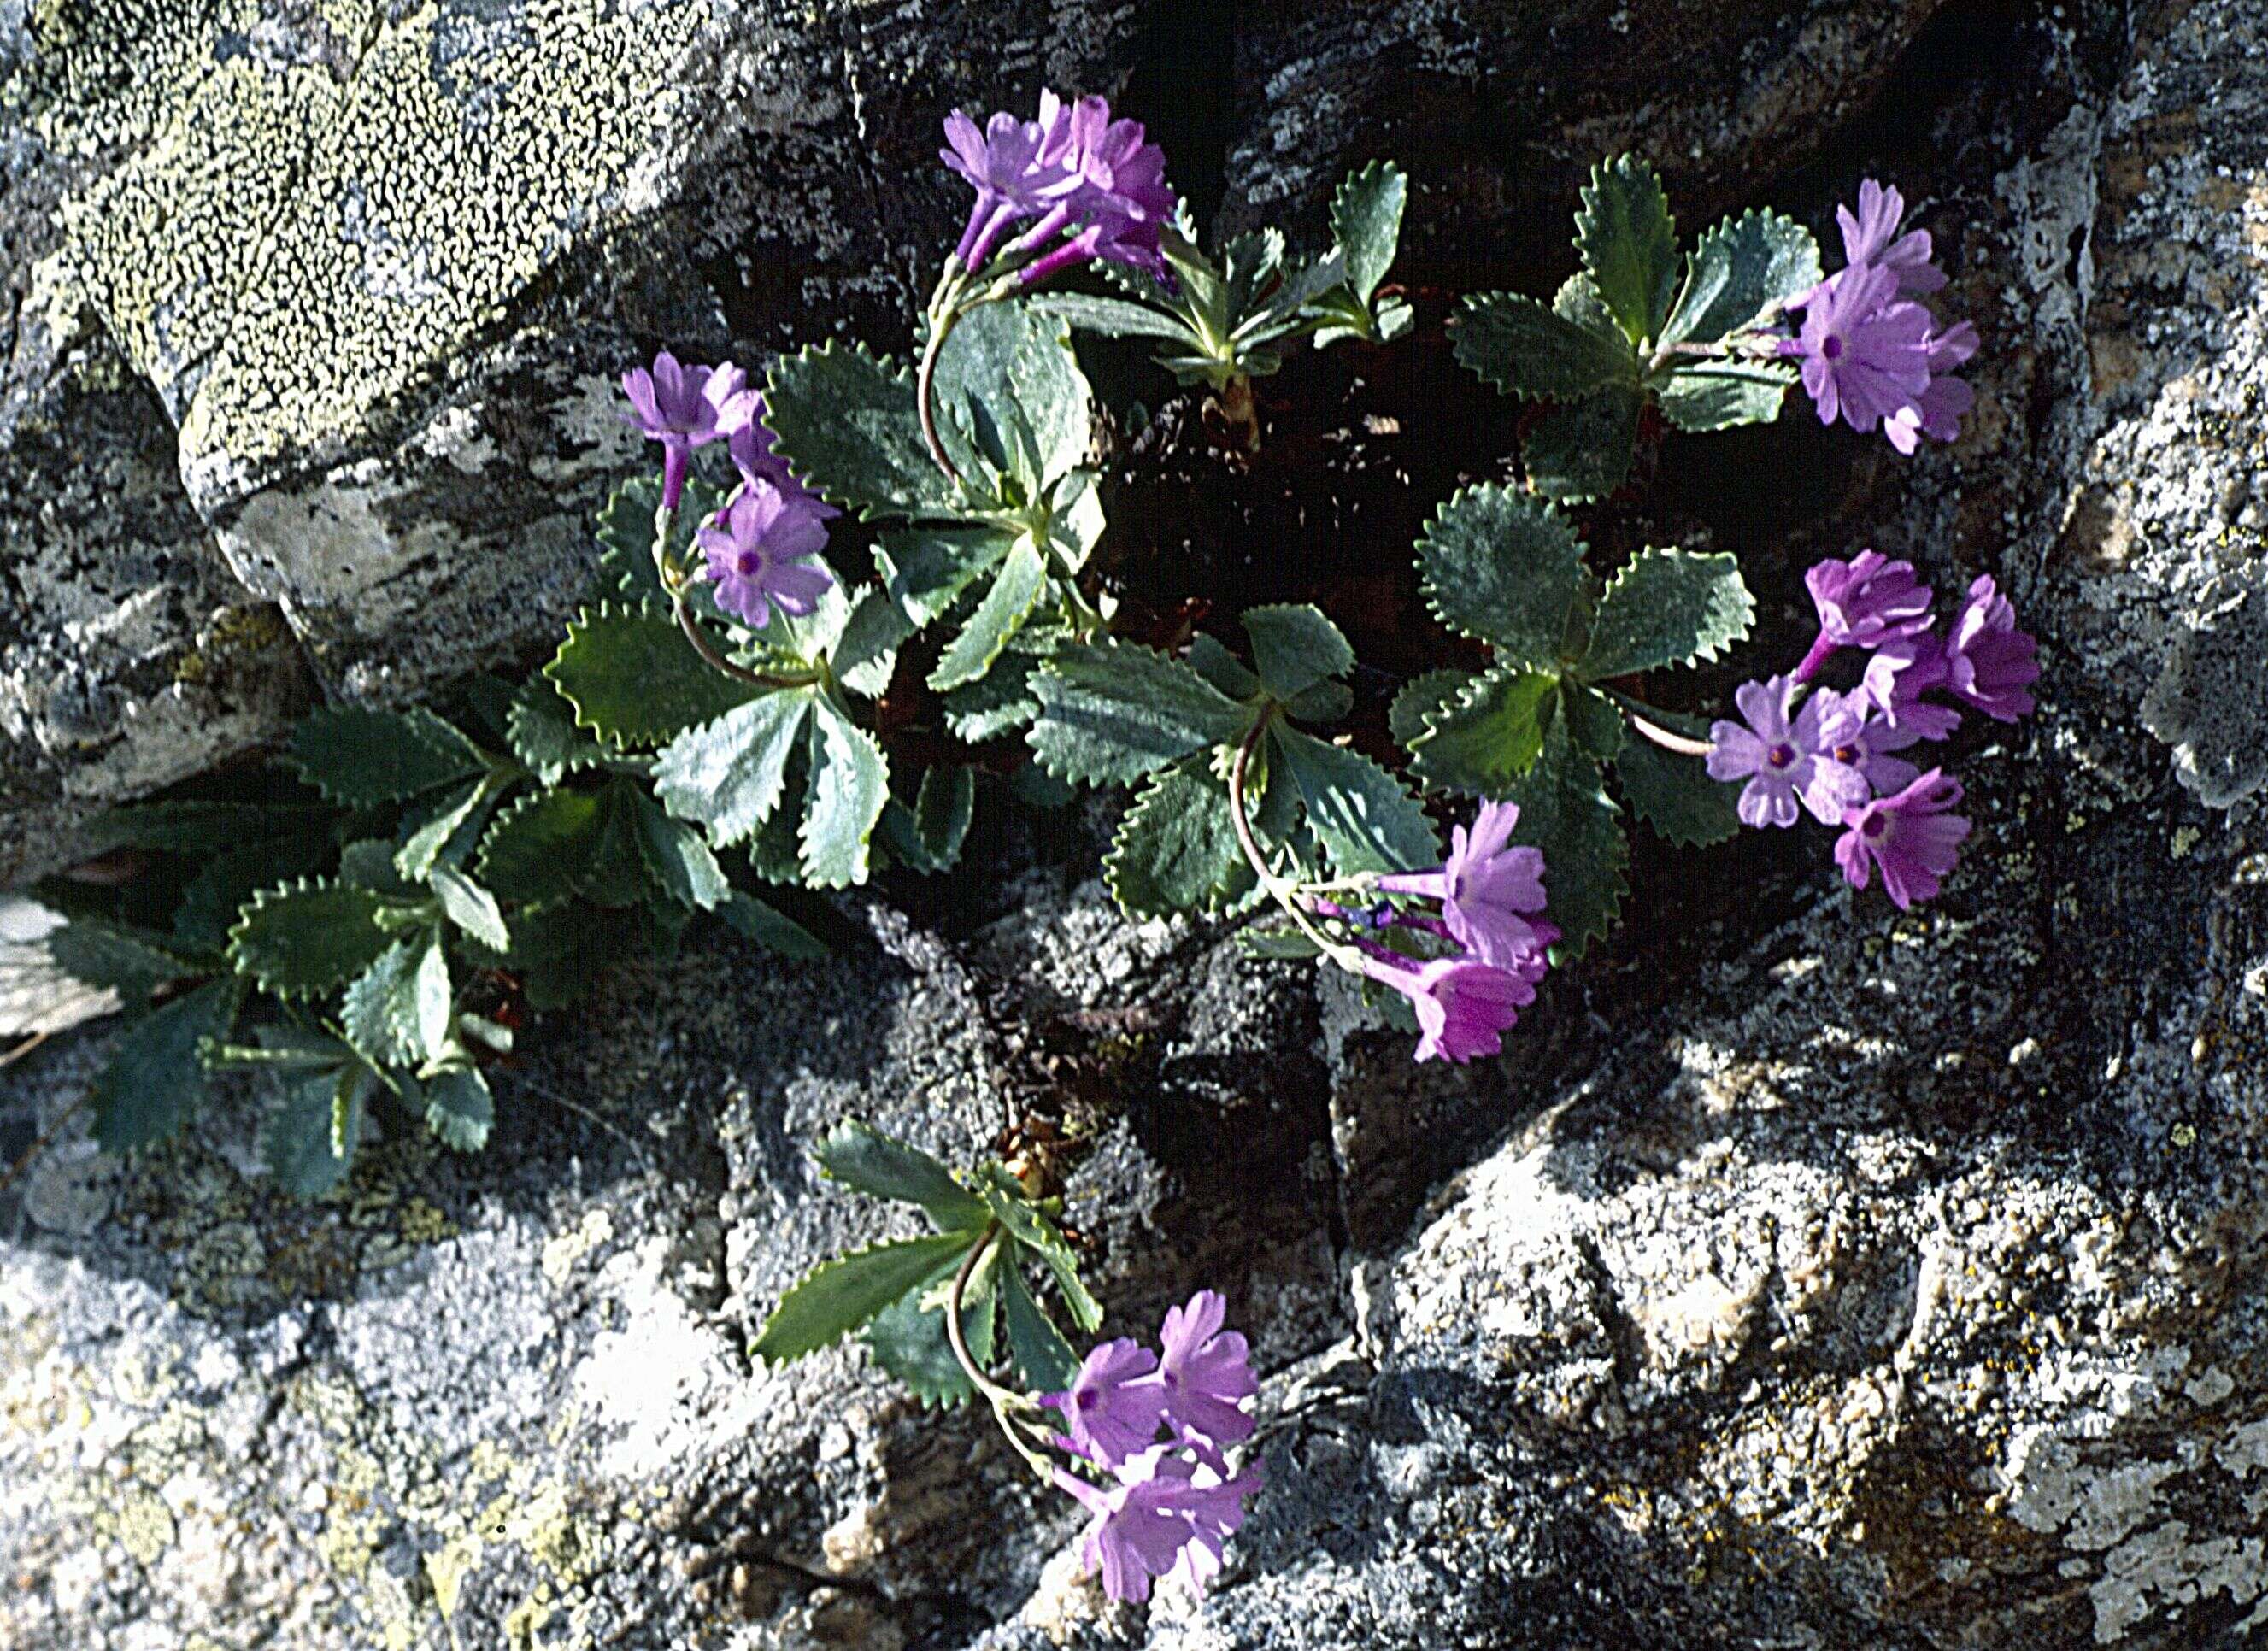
1225;0;1954;283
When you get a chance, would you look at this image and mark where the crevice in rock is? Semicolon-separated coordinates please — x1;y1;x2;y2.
1122;0;1241;238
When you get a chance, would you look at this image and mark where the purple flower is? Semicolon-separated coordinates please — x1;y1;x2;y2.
1835;769;1971;910
1783;265;1935;439
1161;1460;1266;1601
1861;633;1963;741
1799;551;1936;679
1375;802;1558;972
1149;1290;1256;1466
695;485;835;629
1815;690;1924;796
941;92;1068;271
1838;179;1948;297
1940;574;2038;722
1054;1449;1263;1604
1010;97;1177;286
1356;949;1534;1065
1707;677;1870;829
621;351;749;509
1044;1337;1168;1468
726;396;840;520
1884;321;1980;454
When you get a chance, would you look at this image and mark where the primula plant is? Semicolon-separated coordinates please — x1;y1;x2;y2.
43;80;2039;1605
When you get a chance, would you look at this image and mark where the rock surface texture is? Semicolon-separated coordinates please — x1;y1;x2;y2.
9;0;2268;1648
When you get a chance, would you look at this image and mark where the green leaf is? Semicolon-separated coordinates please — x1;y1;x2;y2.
227;880;395;997
1451;291;1637;402
1044;467;1108;574
1497;719;1628;956
1577;153;1679;345
339;932;450;1070
48;919;208;1000
1416;484;1589;668
630;790;732;911
878;526;1016;626
426;868;507;952
719;891;830;960
940;655;1045;743
1334;159;1407;303
285;706;486;806
833;585;914;700
909;766;977;873
1243;604;1354;702
932;301;1094;492
545;601;756;749
1031;291;1192;344
815;1119;988;1231
338;838;419;896
802;698;890;888
1105;755;1252;918
83;801;330;857
174;836;333;953
865;1242;997;1408
750;1231;983;1364
764;342;955;520
506;678;608;786
90;978;240;1152
1189;633;1261;701
1027;644;1250;786
475;789;608;904
1407;666;1558;796
1663;207;1821;348
489;901;644;1008
1657;361;1796;433
1580;548;1754;679
596;474;720;601
997;1256;1080;1392
265;1064;368;1198
394;773;504;882
423;1066;494;1152
1525;384;1640;505
978;1168;1102;1333
651;690;817;848
929;535;1047;692
1615;734;1742;848
1563;683;1626;761
1272;727;1438;876
1388;669;1476;746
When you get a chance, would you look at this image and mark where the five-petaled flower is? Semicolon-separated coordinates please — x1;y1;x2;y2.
695;485;835;630
1707;676;1871;829
1045;1338;1168;1467
1355;949;1536;1065
1798;550;1936;679
1149;1290;1257;1469
620;350;749;510
1941;574;2039;722
1835;769;1971;910
1375;801;1557;974
1054;1448;1263;1605
1783;179;1975;451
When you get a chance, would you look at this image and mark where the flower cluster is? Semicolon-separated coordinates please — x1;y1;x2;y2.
942;90;1177;284
1708;551;2038;908
1783;181;1977;453
619;351;837;629
1044;1290;1264;1603
1315;802;1556;1063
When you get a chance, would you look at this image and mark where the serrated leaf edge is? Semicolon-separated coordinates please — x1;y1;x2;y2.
1586;546;1756;675
224;877;393;999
